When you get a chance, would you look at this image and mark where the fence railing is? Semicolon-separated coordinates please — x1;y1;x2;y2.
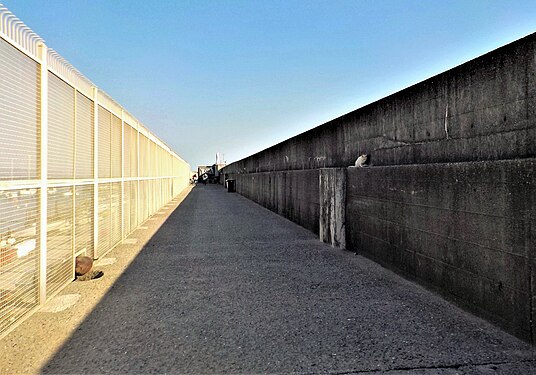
0;5;191;338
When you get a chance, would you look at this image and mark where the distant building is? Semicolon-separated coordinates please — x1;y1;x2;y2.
197;153;226;184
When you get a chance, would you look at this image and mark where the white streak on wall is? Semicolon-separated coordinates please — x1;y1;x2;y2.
444;103;449;140
319;168;346;249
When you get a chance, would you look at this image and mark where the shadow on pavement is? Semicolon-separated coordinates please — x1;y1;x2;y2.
42;185;536;374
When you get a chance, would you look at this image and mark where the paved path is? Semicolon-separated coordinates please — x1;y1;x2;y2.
3;185;536;374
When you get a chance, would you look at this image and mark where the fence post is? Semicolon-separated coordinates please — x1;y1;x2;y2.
121;109;125;239
93;87;99;259
72;87;77;271
37;42;48;305
136;121;140;227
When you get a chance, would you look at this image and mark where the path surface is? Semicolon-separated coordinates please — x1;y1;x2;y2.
2;184;536;374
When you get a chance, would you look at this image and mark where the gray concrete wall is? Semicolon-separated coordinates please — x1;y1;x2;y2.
228;170;320;235
346;159;535;341
222;33;536;342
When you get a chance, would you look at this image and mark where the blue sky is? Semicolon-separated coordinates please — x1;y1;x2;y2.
3;0;536;168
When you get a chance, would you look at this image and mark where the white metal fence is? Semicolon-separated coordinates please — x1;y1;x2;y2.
0;5;191;338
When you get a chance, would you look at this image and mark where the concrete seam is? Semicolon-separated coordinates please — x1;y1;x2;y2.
359;230;528;294
528;201;534;341
351;193;523;220
525;55;534;345
356;212;526;259
377;124;536;150
230;153;536;174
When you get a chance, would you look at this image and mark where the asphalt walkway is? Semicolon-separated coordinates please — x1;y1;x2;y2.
2;184;536;374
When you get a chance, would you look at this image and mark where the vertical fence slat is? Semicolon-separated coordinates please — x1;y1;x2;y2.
38;42;47;306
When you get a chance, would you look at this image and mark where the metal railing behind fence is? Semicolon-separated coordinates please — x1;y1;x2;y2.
0;4;191;338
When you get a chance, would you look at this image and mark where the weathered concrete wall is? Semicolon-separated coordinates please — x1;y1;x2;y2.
222;33;536;342
228;170;320;234
346;159;535;341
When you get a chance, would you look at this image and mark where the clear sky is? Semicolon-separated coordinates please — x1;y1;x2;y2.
3;1;536;168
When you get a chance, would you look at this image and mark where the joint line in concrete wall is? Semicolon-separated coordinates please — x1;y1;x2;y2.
529;224;534;343
444;103;449;140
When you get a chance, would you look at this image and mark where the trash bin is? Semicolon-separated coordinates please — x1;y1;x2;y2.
227;179;236;193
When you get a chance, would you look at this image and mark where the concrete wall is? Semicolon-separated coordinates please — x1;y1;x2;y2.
346;159;535;340
230;170;320;234
222;33;536;342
